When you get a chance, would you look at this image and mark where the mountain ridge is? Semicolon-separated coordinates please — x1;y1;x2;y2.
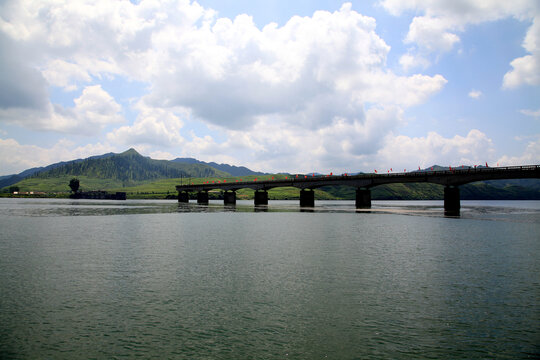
2;150;539;200
0;152;117;189
1;149;268;189
172;157;266;176
26;149;229;185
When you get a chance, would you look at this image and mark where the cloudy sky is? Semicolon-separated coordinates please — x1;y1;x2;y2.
1;0;539;175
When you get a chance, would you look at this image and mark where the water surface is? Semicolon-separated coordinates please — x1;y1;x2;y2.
0;199;538;359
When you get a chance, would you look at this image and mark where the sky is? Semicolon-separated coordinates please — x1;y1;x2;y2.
0;0;539;176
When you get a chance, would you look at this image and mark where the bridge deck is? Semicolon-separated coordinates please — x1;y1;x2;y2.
176;165;540;193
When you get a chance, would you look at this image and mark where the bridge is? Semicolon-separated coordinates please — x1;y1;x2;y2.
176;165;540;216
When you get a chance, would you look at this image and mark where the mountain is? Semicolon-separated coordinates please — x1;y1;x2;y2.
172;157;266;176
0;152;117;189
1;150;265;190
28;149;228;184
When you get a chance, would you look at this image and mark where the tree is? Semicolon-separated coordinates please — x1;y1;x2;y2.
9;186;20;193
69;178;80;193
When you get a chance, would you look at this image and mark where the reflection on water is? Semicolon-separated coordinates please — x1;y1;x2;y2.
1;198;539;223
1;198;539;359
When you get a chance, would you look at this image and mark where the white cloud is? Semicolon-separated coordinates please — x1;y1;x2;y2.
520;108;540;117
0;85;124;134
374;129;496;170
0;1;445;128
42;59;92;91
381;0;540;83
503;55;540;88
0;0;452;172
503;17;540;88
172;105;405;173
468;89;482;99
107;102;185;147
399;53;430;71
69;85;123;128
498;136;540;165
148;150;175;161
405;15;460;53
144;3;434;131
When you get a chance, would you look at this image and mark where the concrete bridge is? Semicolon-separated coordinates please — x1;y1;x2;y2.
176;165;540;216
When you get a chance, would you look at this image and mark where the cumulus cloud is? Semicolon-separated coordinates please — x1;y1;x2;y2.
67;85;124;128
42;59;92;91
381;0;540;83
0;1;445;124
1;0;452;172
174;105;405;173
399;53;430;71
405;15;460;53
468;89;482;99
0;85;124;134
498;136;540;165
375;129;496;170
148;150;176;161
175;125;502;174
107;102;185;147
144;3;437;131
503;17;540;88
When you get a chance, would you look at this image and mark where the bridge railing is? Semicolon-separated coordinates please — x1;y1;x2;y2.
177;165;540;190
278;165;540;181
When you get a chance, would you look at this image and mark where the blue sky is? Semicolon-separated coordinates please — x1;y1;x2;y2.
0;0;539;175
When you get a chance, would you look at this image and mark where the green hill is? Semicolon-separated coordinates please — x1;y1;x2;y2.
31;148;228;185
320;181;540;200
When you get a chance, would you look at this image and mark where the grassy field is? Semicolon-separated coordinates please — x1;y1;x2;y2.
10;175;130;194
7;173;339;200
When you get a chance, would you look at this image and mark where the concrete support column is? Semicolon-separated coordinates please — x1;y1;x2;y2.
356;188;371;209
197;191;209;204
224;190;236;205
300;189;315;207
178;191;189;203
254;190;268;205
444;186;460;216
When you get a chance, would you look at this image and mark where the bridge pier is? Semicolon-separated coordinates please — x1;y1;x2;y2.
178;191;189;203
444;186;460;216
224;190;236;205
356;188;371;209
300;189;315;207
254;190;268;205
197;191;209;204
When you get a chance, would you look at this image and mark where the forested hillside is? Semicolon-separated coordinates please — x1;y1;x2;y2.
320;181;540;200
32;149;228;184
172;158;266;176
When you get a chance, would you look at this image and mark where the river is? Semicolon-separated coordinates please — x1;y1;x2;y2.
0;198;539;359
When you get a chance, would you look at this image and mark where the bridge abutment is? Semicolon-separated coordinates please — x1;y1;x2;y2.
444;186;460;216
197;191;209;204
254;190;268;205
300;189;315;207
224;190;236;205
356;188;371;209
178;191;189;203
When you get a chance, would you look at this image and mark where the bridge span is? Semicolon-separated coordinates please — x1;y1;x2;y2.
176;165;540;216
